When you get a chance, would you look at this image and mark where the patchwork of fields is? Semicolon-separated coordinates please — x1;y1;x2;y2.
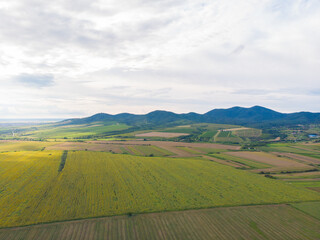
1;204;319;240
1;150;319;228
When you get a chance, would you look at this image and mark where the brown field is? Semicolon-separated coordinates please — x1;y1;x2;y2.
47;140;240;157
227;151;310;169
0;204;319;240
273;152;320;164
135;131;189;138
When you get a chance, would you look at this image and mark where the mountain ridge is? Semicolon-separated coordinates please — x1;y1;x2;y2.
60;106;320;128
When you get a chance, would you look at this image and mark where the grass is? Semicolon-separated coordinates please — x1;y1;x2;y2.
291;201;320;220
1;205;320;239
1;151;320;228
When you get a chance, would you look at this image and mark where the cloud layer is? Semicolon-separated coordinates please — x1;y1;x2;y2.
0;0;319;118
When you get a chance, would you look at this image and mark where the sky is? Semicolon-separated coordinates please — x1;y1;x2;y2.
0;0;319;118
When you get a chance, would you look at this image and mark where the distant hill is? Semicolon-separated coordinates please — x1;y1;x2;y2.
60;106;320;128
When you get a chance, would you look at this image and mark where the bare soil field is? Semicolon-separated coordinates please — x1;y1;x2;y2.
273;152;320;165
135;131;189;138
1;204;319;240
227;151;310;169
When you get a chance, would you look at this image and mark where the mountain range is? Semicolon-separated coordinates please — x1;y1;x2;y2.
62;106;320;128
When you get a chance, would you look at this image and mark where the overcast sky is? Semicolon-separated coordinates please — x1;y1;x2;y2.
0;0;319;118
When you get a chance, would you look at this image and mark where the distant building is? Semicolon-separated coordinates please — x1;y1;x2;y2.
308;134;319;138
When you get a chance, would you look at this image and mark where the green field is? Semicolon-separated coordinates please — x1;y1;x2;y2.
0;141;59;152
1;151;320;228
126;145;173;156
21;123;130;139
292;201;320;220
176;146;201;154
1;204;319;240
215;131;243;143
233;128;262;138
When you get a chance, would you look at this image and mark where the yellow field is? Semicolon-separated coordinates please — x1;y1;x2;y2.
0;151;320;228
0;141;59;152
0;151;61;227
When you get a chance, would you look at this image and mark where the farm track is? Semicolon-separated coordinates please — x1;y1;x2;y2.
0;204;320;240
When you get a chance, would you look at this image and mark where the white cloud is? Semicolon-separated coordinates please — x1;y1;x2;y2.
0;0;319;118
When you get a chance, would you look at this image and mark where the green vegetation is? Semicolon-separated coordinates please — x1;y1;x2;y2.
1;151;319;228
176;146;201;154
58;150;68;172
291;201;320;220
215;131;243;143
132;145;172;157
16;123;130;139
0;141;58;152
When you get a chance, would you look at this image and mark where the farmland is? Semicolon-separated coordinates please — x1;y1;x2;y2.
1;151;319;228
1;120;320;239
1;204;320;240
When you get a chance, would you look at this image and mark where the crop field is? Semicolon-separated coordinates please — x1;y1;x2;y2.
215;131;243;143
232;128;262;138
135;132;189;138
209;153;272;169
22;123;130;139
199;130;218;138
133;145;173;156
291;201;320;220
274;152;320;165
176;147;202;155
258;143;320;159
1;151;320;228
0;151;61;227
227;151;312;170
1;204;320;240
274;171;320;179
0;141;59;152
